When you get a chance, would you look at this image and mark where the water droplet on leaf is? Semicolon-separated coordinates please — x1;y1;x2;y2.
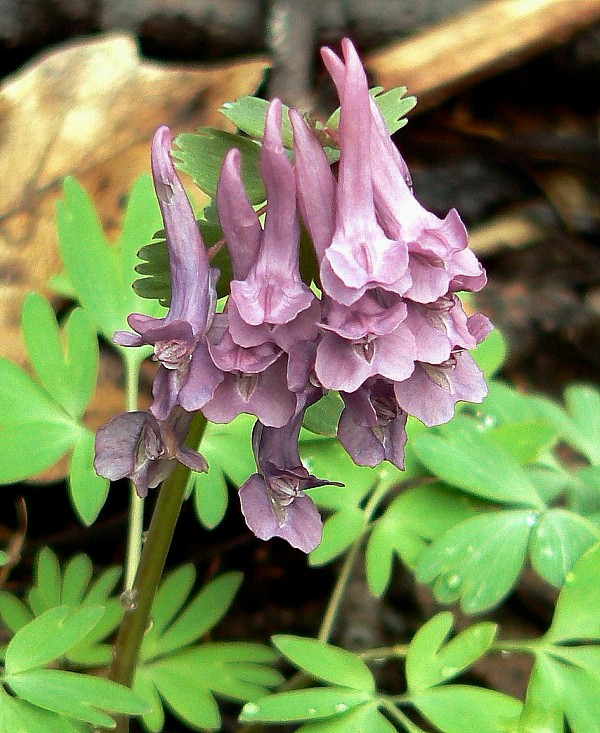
447;573;460;588
335;703;348;713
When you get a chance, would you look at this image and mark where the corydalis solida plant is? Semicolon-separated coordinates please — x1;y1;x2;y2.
95;38;491;553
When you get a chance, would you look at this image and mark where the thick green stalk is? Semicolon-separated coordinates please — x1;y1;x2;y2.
123;356;144;590
108;412;207;732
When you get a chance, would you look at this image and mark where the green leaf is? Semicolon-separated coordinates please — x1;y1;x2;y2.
60;554;93;607
484;421;557;463
220;96;295;146
366;484;481;596
0;420;80;484
174;129;264;203
470;328;508;379
412;422;544;508
303;391;344;436
273;636;375;692
0;357;69;427
546;541;600;642
372;86;418;134
406;612;497;693
300;437;399;511
5;668;148;728
416;510;536;614
68;429;109;525
140;642;281;731
297;702;396;733
466;381;533;428
530;384;600;465
5;605;104;674
239;688;373;723
56;176;164;350
529;509;600;587
309;508;365;567
516;651;600;733
193;469;228;529
327;85;416;135
145;564;196;642
133;668;165;733
0;593;33;634
514;657;564;733
21;296;98;420
29;547;62;613
147;643;282;709
0;688;82;733
83;566;122;604
147;666;221;730
149;572;243;657
199;414;256;491
410;685;522;733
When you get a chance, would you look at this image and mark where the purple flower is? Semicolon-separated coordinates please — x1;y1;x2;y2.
338;379;407;470
314;292;416;392
238;400;342;553
394;350;488;427
223;100;315;327
315;40;411;306
94;407;207;498
114;125;222;419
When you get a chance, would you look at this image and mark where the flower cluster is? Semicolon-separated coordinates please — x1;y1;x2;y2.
95;39;491;553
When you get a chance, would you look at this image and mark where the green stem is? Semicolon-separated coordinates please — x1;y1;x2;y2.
380;700;422;732
108;412;207;732
123;356;143;590
359;644;410;661
491;639;541;654
318;480;391;643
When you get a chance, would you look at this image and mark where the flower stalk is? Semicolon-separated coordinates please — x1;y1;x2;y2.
107;411;207;732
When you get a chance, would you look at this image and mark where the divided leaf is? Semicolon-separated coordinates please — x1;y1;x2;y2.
365;484;480;597
272;636;375;692
4;606;104;674
4;669;148;728
412;421;544;508
406;612;497;693
415;510;536;614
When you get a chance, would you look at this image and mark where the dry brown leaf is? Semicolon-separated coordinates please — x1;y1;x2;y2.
0;32;268;368
366;0;600;113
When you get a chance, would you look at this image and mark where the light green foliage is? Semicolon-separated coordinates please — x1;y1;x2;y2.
0;547;121;666
273;636;375;692
54;175;165;363
511;542;600;733
134;564;281;732
0;605;146;729
243;630;522;733
174;129;264;203
406;612;497;692
0;295;106;523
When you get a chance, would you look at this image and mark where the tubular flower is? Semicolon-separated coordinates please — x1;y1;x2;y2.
114;125;222;419
238;396;343;553
94;407;207;498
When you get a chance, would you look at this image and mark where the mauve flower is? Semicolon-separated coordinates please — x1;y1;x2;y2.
225;100;315;327
292;44;411;307
394;350;488;427
338;379;407;470
114;125;222;419
238;398;342;553
321;40;486;306
94;407;207;498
